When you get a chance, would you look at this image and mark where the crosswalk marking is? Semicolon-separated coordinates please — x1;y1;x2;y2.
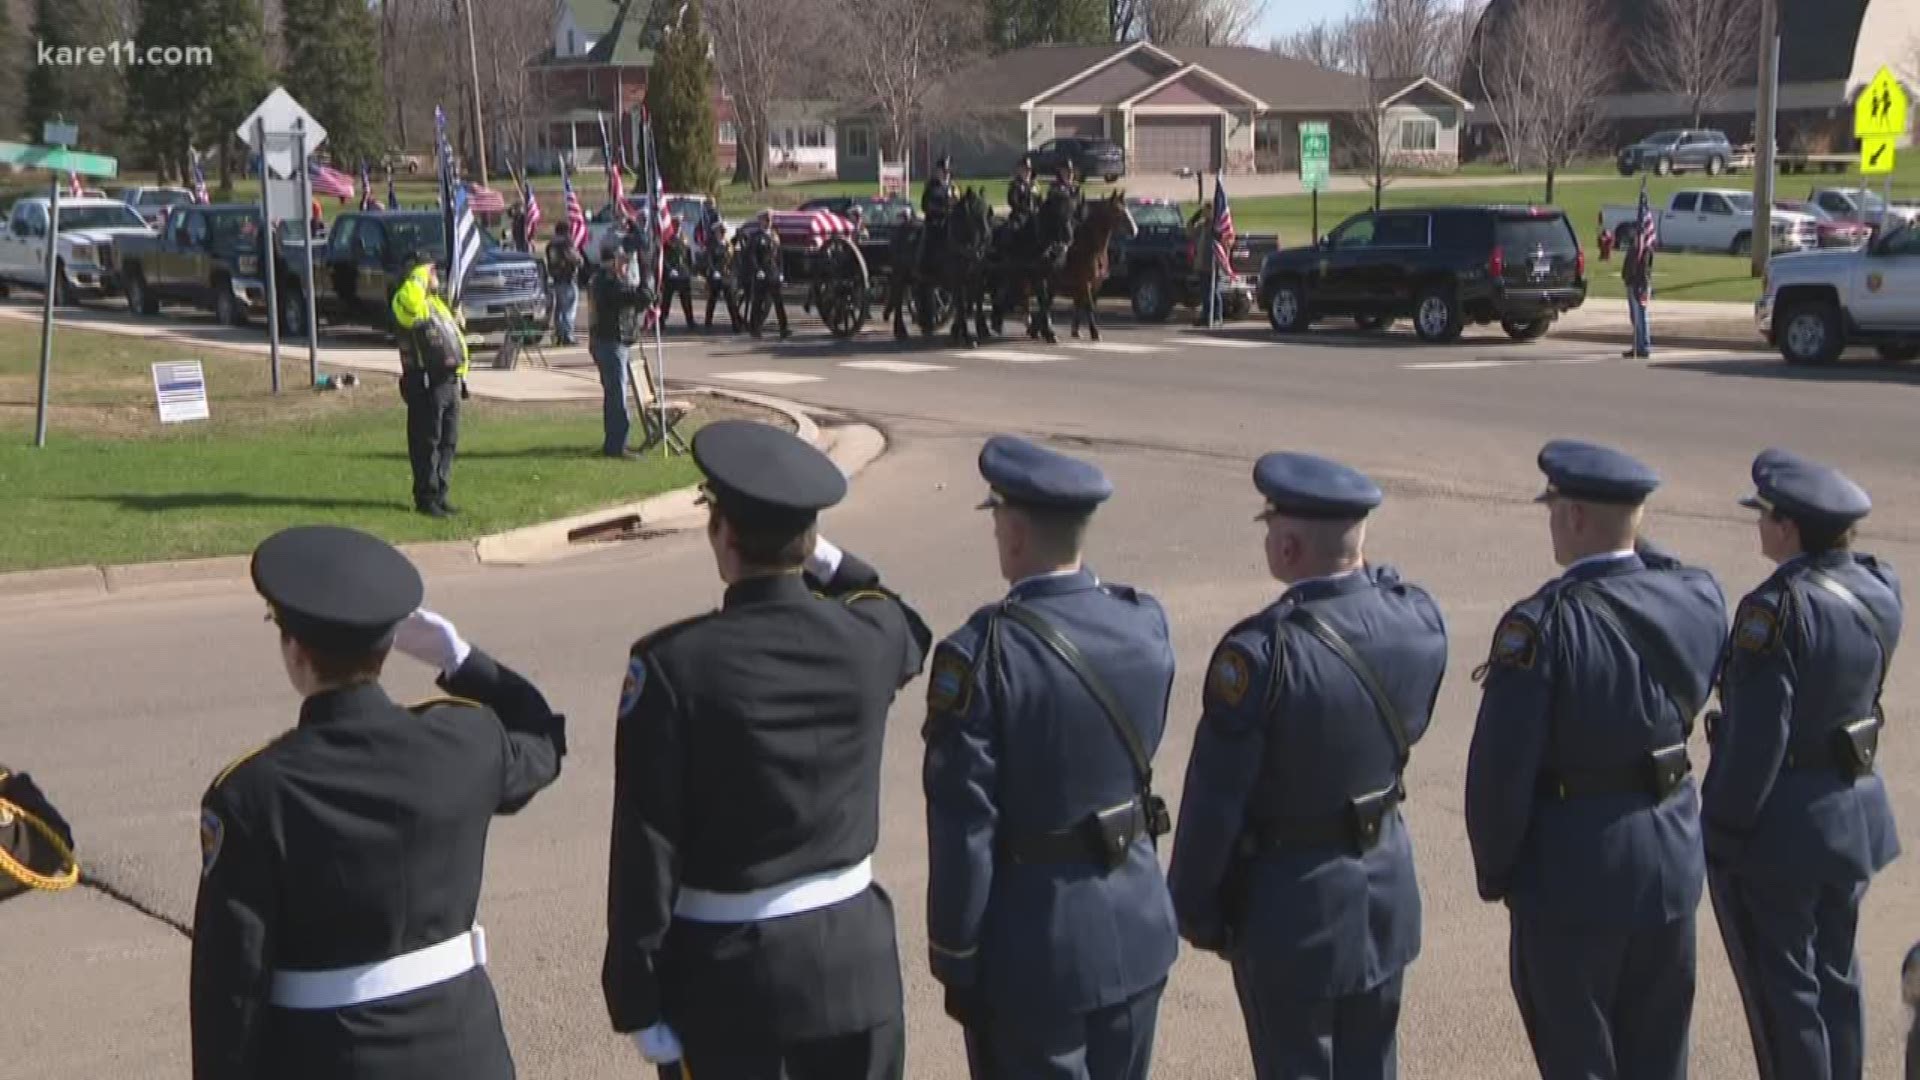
1404;359;1525;370
706;370;825;385
1179;335;1269;349
957;349;1061;363
1060;341;1164;354
839;360;952;374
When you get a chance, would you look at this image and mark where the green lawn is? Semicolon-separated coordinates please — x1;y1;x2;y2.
0;322;707;571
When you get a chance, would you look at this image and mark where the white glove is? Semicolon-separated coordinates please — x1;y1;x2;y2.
804;536;844;582
630;1023;683;1064
392;608;472;676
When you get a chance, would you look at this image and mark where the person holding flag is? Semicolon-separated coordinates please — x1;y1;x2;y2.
1623;179;1657;360
190;153;211;205
359;161;379;213
1195;174;1235;328
386;165;400;211
519;168;542;255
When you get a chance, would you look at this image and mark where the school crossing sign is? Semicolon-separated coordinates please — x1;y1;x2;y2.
1853;67;1908;177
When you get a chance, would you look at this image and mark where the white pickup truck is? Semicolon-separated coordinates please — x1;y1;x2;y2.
1601;189;1818;256
1756;220;1920;364
0;197;155;304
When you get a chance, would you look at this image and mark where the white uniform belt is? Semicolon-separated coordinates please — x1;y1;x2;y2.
673;857;873;923
268;926;487;1010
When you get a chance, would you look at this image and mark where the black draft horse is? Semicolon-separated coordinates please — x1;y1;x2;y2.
888;188;995;347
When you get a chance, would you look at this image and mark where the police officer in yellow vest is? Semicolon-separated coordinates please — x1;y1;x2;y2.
391;252;469;518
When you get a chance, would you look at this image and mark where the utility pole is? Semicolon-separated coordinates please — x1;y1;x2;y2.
461;0;489;185
1750;0;1779;279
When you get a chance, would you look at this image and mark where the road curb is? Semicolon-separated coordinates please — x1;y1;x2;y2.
0;388;855;600
1555;328;1764;353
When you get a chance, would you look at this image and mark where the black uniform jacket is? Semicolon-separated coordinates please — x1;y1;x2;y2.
190;650;567;1080
602;551;930;1046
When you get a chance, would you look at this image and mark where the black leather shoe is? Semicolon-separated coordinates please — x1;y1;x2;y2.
416;504;449;519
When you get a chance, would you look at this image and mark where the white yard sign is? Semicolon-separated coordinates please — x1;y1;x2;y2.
152;361;210;423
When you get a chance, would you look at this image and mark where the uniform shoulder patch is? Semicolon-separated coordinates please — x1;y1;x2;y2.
618;655;648;718
405;694;485;716
199;808;224;877
1732;597;1782;653
1489;611;1540;669
1205;641;1256;710
926;646;974;715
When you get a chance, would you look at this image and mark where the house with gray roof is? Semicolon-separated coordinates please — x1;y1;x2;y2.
835;41;1470;181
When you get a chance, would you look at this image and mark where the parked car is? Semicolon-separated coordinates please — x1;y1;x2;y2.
1756;219;1920;364
585;193;726;262
384;151;424;174
1776;199;1873;249
110;186;198;229
0;197;153;304
1101;198;1276;321
1259;205;1586;343
1600;189;1817;256
277;209;549;338
115;204;286;327
1616;129;1736;176
1805;187;1920;231
1028;137;1127;183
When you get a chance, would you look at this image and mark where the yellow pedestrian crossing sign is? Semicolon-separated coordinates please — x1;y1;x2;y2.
1853;67;1908;139
1861;136;1896;176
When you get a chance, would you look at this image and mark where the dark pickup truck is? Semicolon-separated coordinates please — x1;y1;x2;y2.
1103;198;1276;322
115;204;284;327
279;210;549;337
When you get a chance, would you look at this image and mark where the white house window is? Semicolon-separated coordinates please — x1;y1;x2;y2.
718;121;738;145
1400;118;1438;152
798;124;827;149
847;126;871;158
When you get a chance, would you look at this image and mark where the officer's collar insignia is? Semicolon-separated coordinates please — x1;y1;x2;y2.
619;656;648;719
1733;601;1780;653
199;810;224;878
1490;614;1538;669
1208;645;1252;708
927;649;971;714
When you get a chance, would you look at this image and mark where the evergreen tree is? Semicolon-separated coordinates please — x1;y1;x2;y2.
282;0;387;168
129;0;264;184
24;0;71;139
651;0;718;195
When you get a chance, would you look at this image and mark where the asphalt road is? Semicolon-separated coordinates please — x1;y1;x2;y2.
4;309;1919;1079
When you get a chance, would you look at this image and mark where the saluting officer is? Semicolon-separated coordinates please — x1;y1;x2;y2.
1168;453;1447;1080
602;420;931;1080
191;526;568;1080
923;436;1178;1080
1704;449;1902;1080
1465;441;1727;1080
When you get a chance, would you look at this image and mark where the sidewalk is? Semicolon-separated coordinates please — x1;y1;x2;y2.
1552;297;1762;352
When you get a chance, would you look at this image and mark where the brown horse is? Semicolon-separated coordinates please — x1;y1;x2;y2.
1041;191;1137;342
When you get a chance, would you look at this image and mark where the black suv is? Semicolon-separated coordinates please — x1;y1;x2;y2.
1617;129;1735;177
1259;205;1587;343
1028;137;1126;183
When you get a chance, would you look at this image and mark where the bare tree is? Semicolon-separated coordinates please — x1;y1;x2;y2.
1271;20;1361;72
1481;0;1617;202
1901;32;1920;88
473;0;549;169
1138;0;1268;46
824;0;978;167
709;0;832;189
1636;0;1757;128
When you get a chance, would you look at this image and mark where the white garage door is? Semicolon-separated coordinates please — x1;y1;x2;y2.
1134;115;1219;174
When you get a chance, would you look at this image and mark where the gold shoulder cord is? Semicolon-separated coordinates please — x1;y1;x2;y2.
0;797;80;891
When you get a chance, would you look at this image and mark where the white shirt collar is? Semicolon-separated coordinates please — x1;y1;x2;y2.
1284;566;1365;592
1010;566;1088;592
1565;549;1638;573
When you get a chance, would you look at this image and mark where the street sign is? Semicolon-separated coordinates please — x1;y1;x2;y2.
1853;66;1909;139
1299;121;1331;193
0;142;118;178
152;361;210;424
237;87;327;179
41;122;77;148
1861;135;1897;176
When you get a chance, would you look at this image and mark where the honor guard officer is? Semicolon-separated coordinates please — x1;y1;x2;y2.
191;526;568;1080
1465;441;1727;1080
1167;453;1448;1080
742;210;791;340
1704;450;1902;1080
1007;156;1039;231
923;436;1178;1080
0;763;79;902
602;421;930;1080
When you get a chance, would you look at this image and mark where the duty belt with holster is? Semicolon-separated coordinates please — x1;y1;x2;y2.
1539;584;1697;802
991;602;1171;873
1241;607;1413;857
1782;569;1895;781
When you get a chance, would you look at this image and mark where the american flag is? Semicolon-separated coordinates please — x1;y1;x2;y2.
465;184;507;214
641;106;670;317
435;106;482;304
68;172;83;198
1634;178;1658;257
562;160;589;254
359;161;378;211
190;153;210;204
599;113;631;224
309;159;356;200
1211;173;1235;272
519;168;542;251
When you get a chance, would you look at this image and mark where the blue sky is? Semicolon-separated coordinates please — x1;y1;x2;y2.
1255;0;1365;45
